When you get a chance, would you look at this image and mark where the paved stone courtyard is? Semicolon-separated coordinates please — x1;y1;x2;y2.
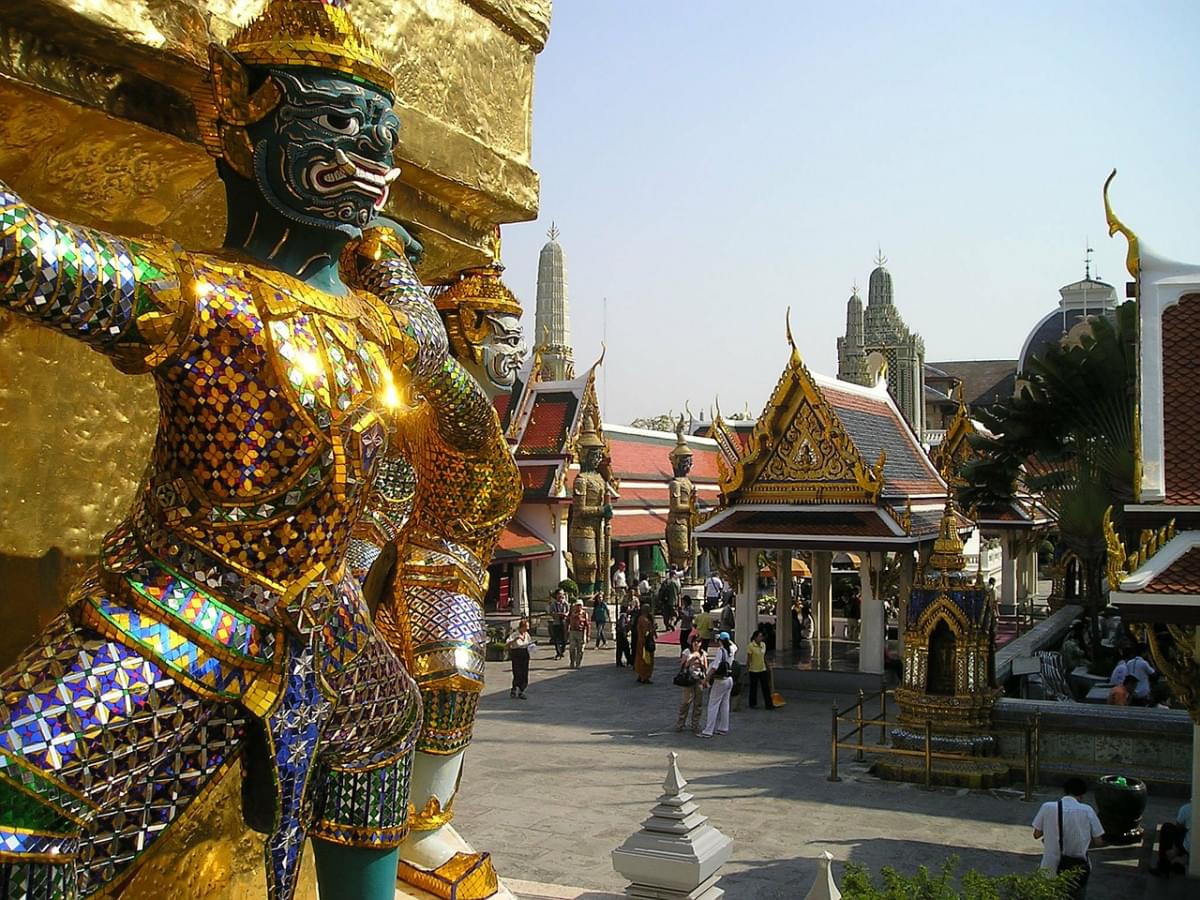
454;640;1191;899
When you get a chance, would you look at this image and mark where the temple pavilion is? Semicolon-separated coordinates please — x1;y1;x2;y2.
695;326;970;676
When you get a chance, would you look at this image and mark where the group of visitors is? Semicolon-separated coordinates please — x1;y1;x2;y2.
1032;778;1191;896
673;628;775;739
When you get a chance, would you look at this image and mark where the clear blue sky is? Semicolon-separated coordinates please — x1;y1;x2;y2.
498;0;1200;424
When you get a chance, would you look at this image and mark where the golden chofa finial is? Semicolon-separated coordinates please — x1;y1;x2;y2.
1104;169;1140;280
785;307;801;365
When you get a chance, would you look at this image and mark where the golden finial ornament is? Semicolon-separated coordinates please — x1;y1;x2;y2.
927;497;967;574
1104;169;1141;281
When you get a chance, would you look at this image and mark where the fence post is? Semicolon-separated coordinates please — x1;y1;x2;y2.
878;678;887;745
828;704;842;782
855;689;865;762
1032;711;1041;792
923;720;933;790
1023;717;1033;802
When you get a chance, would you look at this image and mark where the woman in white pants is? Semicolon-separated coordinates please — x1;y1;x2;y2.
699;632;737;738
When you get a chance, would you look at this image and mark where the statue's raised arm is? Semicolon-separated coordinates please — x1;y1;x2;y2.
0;182;188;373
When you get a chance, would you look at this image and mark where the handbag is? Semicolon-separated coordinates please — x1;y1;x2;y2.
1055;800;1089;878
673;670;698;687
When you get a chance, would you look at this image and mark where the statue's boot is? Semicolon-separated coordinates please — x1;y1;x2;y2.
397;750;499;899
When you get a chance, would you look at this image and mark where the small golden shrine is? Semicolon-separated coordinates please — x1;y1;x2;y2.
878;500;1008;787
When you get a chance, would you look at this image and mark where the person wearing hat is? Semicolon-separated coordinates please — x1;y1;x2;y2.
567;597;590;669
699;631;738;737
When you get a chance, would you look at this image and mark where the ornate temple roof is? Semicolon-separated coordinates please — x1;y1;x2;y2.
696;330;961;550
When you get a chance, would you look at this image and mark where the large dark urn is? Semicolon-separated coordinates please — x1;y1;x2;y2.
1094;775;1148;844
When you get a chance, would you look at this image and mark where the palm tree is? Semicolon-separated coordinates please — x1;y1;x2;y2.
962;302;1136;629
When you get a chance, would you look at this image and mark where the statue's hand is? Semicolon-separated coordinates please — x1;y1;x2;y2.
603;503;614;521
365;214;423;266
341;225;447;382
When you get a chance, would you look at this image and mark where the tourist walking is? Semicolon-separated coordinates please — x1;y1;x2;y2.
615;598;636;667
699;632;736;737
703;571;724;608
657;572;680;632
634;604;657;684
612;561;628;602
678;596;696;645
1032;778;1105;899
592;594;610;648
675;634;708;733
746;629;775;709
567;598;589;669
548;589;569;659
506;618;533;700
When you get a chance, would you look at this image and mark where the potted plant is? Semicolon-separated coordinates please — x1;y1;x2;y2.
1093;775;1148;844
485;625;509;662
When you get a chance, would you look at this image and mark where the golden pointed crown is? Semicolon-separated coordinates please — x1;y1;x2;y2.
196;0;393;176
228;0;394;95
669;413;693;460
434;266;523;320
578;422;605;450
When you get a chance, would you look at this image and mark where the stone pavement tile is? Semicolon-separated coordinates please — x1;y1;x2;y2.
456;644;1185;900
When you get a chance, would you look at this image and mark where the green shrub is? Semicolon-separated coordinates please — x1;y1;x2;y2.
558;578;579;597
841;856;1073;899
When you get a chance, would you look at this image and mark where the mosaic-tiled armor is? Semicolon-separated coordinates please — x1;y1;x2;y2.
351;260;523;899
0;2;480;897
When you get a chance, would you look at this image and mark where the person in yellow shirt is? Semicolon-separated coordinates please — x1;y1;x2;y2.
746;630;776;709
695;604;715;650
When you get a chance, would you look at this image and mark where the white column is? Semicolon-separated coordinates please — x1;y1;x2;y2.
1016;544;1030;603
512;563;529;618
630;550;640;583
859;551;885;675
776;550;793;653
813;550;833;645
1026;548;1041;604
1000;535;1017;611
733;547;756;665
897;550;915;661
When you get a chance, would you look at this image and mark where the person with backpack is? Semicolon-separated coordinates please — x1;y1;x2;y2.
698;632;737;738
674;633;708;733
1032;777;1105;898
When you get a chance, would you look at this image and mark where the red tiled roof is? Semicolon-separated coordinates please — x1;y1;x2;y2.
493;393;512;427
493;519;556;561
519;464;558;499
1136;547;1200;595
609;511;668;544
701;509;895;537
820;382;944;497
517;391;578;457
605;432;720;483
1162;296;1200;505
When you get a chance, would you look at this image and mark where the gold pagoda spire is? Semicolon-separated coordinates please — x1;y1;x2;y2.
927;497;966;574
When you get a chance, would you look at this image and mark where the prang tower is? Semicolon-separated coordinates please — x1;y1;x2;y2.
837;252;926;437
533;223;575;380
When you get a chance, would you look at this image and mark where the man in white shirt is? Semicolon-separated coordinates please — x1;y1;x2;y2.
1032;778;1105;897
1111;645;1155;704
611;561;628;601
704;572;724;605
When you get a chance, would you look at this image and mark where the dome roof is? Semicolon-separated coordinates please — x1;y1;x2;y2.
1017;277;1120;373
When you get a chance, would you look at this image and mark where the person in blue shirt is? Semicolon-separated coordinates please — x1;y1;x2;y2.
1149;801;1192;877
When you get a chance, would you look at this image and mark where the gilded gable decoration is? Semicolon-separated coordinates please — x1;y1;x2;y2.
723;327;884;504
